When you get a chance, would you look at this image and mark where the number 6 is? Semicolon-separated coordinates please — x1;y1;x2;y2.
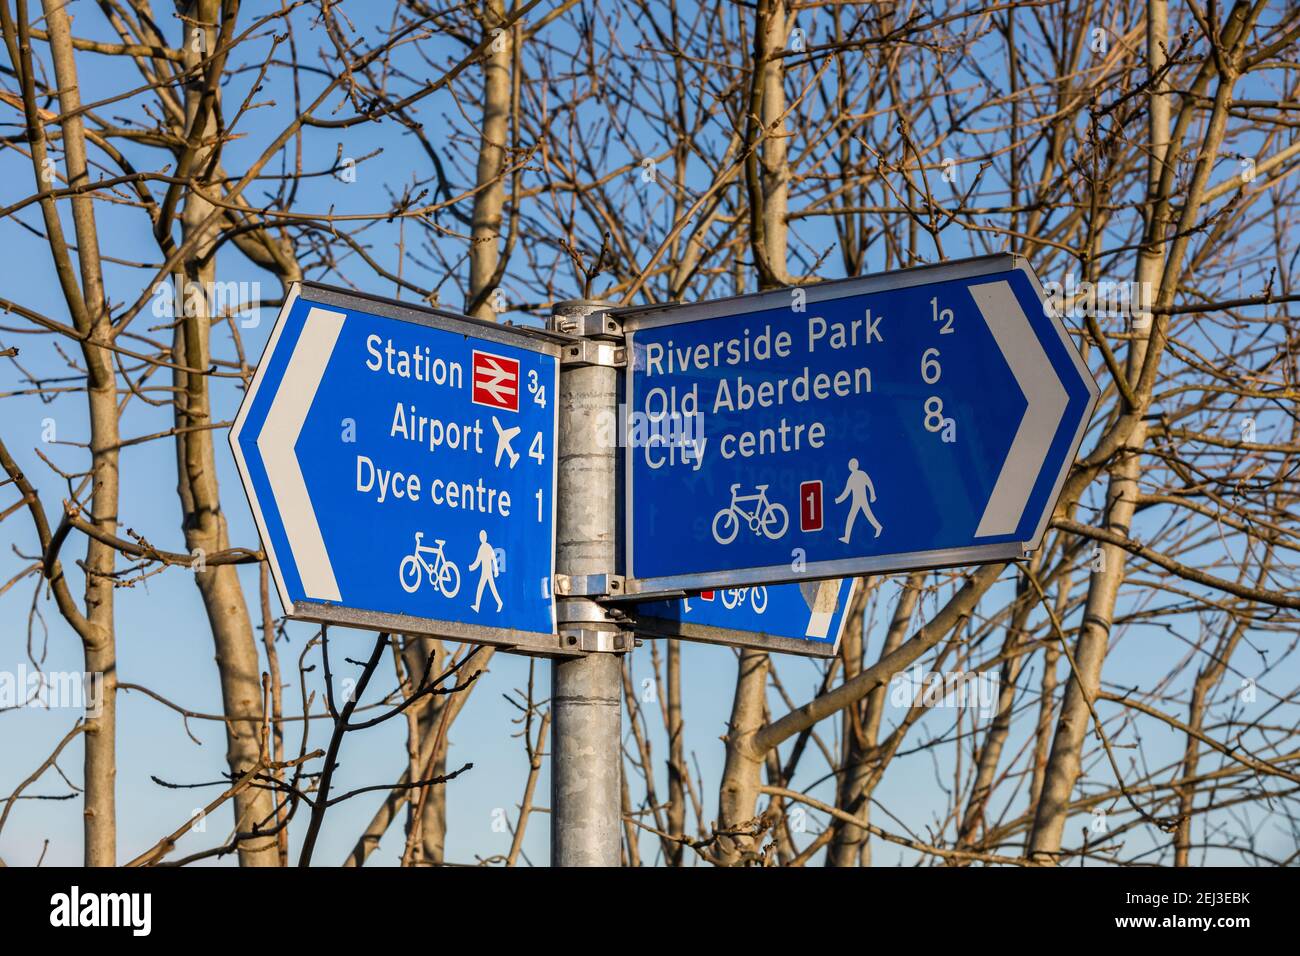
921;348;942;384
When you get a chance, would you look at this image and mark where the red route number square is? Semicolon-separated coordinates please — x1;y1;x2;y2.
800;480;823;532
471;350;520;412
698;590;715;601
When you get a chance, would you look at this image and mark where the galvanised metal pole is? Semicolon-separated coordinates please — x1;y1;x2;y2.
549;300;627;867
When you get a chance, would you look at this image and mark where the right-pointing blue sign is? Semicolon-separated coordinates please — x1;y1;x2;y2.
621;255;1099;597
634;579;859;658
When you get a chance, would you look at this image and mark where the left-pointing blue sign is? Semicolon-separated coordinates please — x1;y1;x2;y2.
230;283;560;649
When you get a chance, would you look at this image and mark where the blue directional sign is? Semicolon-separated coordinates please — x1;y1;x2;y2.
230;283;560;650
634;579;859;658
622;254;1099;596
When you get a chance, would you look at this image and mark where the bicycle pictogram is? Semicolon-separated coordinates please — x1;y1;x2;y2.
720;586;768;613
712;483;789;545
398;532;462;598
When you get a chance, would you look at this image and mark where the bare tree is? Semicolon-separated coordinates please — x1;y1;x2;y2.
2;0;1298;868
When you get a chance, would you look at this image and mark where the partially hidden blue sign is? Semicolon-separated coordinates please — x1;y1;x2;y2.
230;283;560;650
634;578;859;658
621;254;1099;596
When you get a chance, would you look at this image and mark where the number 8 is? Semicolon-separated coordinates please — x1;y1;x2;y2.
923;397;945;432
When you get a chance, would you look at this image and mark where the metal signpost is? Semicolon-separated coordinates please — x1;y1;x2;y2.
547;300;626;866
229;254;1098;867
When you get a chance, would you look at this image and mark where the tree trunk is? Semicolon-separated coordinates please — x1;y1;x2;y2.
826;575;921;866
1029;0;1255;861
467;0;511;319
716;648;770;864
744;0;791;288
172;0;279;866
40;0;119;866
665;639;686;865
391;0;517;861
956;567;1035;851
402;636;448;865
718;565;1005;855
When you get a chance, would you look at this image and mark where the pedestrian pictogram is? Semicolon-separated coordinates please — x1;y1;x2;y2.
469;530;504;613
834;458;882;542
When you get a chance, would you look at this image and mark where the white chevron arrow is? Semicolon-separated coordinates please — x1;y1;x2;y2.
802;578;842;639
256;306;346;601
969;280;1068;539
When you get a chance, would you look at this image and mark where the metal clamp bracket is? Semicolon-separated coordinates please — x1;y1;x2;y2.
553;572;625;598
552;310;623;339
559;340;626;368
557;627;636;653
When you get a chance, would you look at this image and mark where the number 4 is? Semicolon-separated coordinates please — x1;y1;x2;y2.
529;431;545;464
